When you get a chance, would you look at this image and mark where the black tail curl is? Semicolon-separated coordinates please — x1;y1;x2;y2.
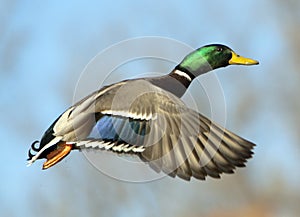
27;140;40;160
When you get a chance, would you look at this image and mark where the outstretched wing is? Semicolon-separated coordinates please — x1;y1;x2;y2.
140;108;254;180
72;80;255;181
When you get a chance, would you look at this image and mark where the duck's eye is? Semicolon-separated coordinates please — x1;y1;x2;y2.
216;47;223;52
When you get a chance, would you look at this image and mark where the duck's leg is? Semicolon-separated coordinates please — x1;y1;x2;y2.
43;142;73;169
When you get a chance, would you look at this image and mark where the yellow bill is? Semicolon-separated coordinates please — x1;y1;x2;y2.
229;51;259;65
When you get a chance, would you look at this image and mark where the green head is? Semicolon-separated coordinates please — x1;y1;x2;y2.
177;44;259;77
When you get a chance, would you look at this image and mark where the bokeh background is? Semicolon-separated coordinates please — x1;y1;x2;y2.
1;0;300;216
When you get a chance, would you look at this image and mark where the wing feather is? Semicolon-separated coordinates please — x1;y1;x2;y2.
69;80;255;181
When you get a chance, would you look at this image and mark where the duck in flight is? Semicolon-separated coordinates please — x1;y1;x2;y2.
27;44;259;181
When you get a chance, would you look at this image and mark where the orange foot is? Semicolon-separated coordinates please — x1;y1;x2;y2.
43;143;73;169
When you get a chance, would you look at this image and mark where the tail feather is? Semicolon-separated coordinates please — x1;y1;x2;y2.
27;136;62;166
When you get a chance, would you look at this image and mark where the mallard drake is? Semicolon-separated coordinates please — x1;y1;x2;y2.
27;44;259;181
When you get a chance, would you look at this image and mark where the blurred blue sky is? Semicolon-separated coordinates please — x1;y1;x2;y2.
1;0;300;216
